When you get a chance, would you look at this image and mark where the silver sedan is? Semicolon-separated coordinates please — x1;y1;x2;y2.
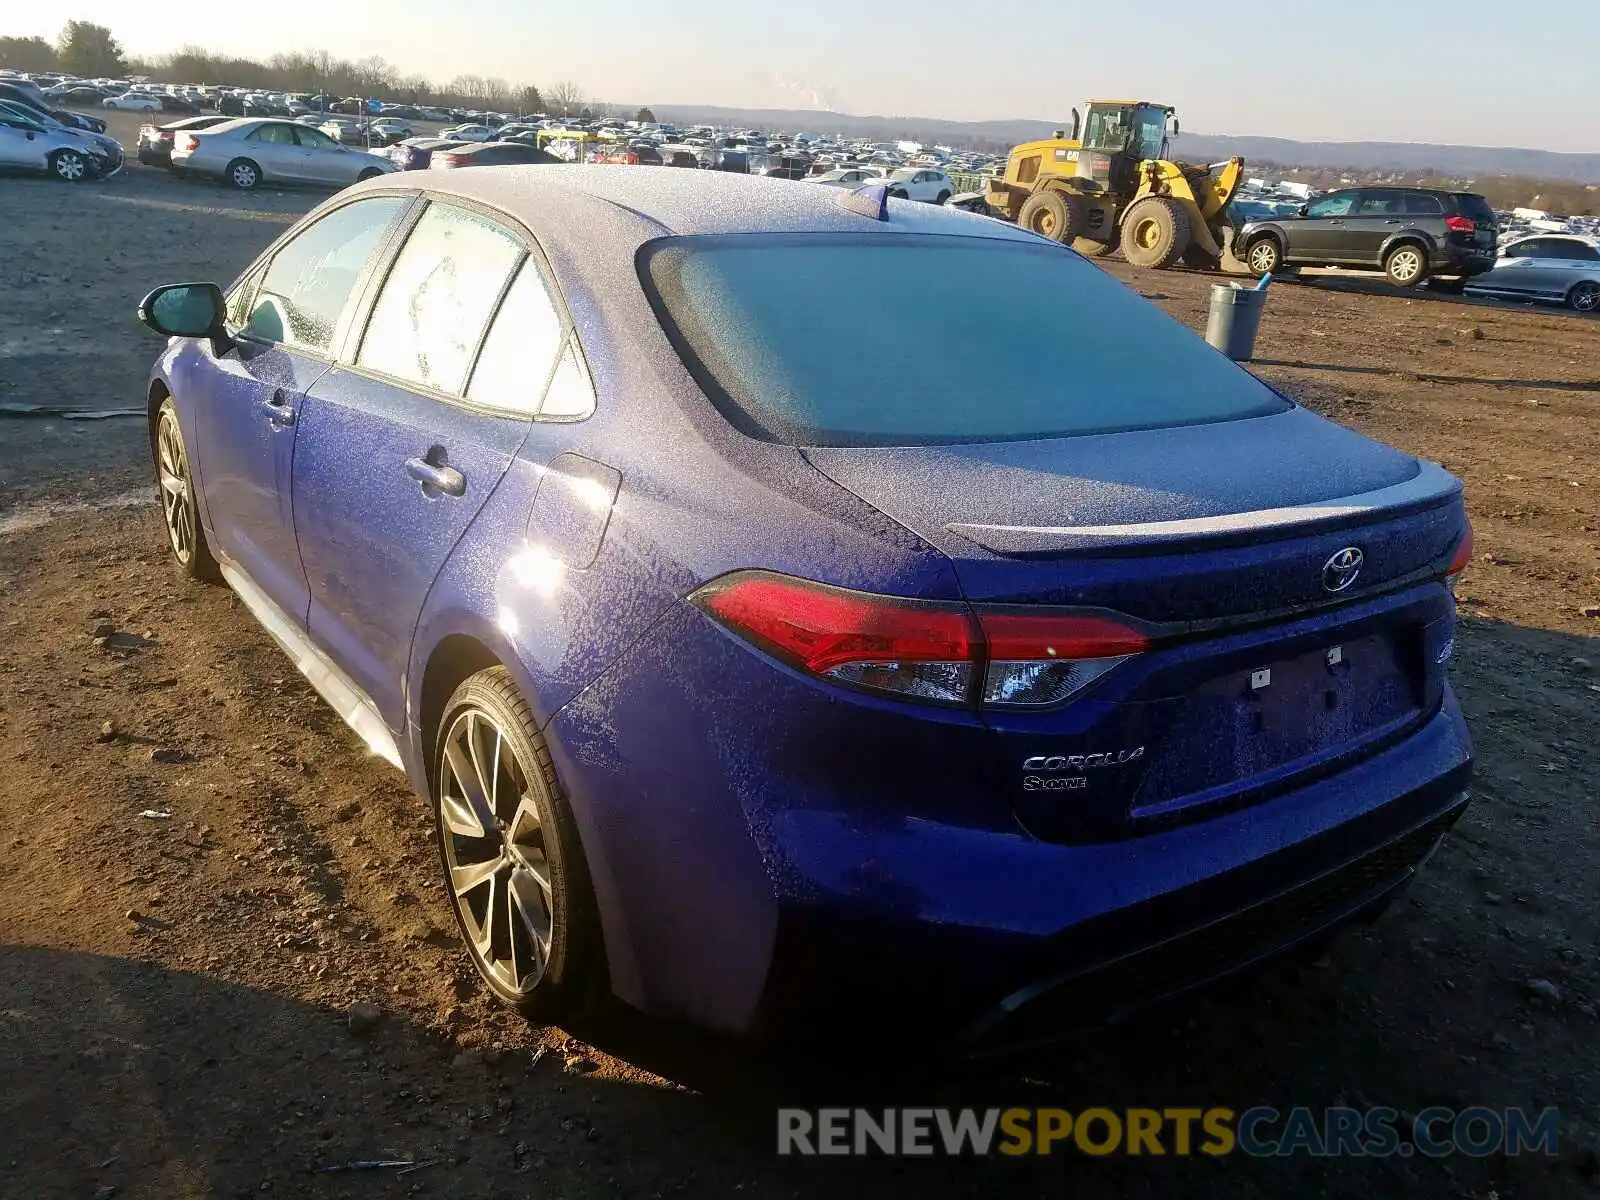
1466;234;1600;312
170;117;397;191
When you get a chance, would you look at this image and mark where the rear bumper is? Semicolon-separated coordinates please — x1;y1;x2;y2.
1438;249;1496;277
749;692;1471;1049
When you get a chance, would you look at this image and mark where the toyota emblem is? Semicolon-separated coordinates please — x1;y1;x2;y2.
1322;546;1364;593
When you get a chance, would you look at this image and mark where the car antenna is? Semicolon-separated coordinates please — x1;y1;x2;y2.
837;183;891;222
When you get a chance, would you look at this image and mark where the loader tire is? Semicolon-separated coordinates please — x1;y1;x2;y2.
1121;197;1191;269
1071;235;1118;258
1018;190;1084;244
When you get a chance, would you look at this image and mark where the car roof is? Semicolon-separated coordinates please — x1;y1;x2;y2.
1509;232;1599;247
353;163;1039;243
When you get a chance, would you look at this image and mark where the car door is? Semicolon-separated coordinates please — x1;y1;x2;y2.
194;194;410;622
292;124;357;184
244;121;306;182
1525;237;1600;299
0;112;46;168
1286;191;1358;262
292;200;568;729
1344;190;1407;265
1481;238;1548;295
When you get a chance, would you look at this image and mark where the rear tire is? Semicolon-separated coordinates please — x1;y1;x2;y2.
1567;280;1600;312
433;667;599;1018
1244;236;1283;275
356;167;382;181
225;157;261;190
934;189;951;205
1120;196;1191;269
1383;242;1429;288
1018;189;1084;244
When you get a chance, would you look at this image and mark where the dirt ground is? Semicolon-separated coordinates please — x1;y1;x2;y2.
1;147;1598;1199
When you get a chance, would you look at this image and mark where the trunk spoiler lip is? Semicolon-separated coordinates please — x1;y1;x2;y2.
947;460;1460;557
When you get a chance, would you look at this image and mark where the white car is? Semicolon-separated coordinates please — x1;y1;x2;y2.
102;92;161;111
1465;234;1600;312
883;167;954;203
805;167;886;188
441;124;496;142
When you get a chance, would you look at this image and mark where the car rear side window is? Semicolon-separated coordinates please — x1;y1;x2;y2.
643;234;1288;446
465;258;566;415
243;195;407;353
1404;192;1445;215
252;123;295;144
358;202;523;395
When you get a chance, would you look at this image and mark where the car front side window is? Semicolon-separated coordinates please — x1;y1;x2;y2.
242;196;408;353
357;202;523;395
294;127;336;149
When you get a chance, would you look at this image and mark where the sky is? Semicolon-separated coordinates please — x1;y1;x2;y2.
21;1;1600;151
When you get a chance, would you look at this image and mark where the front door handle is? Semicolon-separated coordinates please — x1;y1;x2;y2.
1385;219;1402;224
256;390;295;427
406;456;466;497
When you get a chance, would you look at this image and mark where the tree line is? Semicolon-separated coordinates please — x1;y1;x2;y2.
0;22;646;119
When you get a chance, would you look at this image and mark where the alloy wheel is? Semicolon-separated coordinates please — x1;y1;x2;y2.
1248;242;1278;273
54;151;87;182
1571;282;1599;313
156;411;195;564
1389;249;1423;282
438;707;555;996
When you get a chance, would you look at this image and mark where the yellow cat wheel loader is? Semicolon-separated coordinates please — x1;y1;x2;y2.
980;101;1244;270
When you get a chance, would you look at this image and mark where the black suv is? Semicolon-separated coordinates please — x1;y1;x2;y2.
1237;187;1498;288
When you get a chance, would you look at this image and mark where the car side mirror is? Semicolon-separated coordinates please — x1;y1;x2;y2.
138;282;229;347
1297;203;1308;217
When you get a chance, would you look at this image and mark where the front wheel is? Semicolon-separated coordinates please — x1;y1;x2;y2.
225;157;261;190
1245;237;1283;275
433;667;599;1016
356;167;382;181
1383;243;1429;288
49;149;90;183
1567;280;1600;312
1121;196;1191;269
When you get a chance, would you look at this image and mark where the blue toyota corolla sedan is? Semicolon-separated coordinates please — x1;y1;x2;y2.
138;167;1473;1051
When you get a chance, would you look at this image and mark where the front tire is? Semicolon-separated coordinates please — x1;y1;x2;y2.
1121;196;1191;269
225;157;261;190
154;399;220;581
433;667;599;1017
1244;236;1283;275
49;149;90;183
1567;280;1600;312
357;167;382;181
1383;243;1429;288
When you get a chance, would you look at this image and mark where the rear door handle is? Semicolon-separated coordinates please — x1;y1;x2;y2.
1385;219;1402;224
406;456;466;497
256;389;295;427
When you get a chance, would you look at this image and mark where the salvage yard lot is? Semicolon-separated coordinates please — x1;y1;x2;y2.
1;154;1598;1199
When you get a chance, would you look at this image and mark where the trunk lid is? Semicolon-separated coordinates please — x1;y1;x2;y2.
804;407;1466;841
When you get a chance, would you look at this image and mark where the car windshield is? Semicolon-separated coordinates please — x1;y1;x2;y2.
642;234;1288;446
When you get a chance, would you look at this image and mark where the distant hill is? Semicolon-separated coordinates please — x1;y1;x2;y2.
646;104;1600;184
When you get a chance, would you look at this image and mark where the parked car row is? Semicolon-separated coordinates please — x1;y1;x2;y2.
1235;186;1599;310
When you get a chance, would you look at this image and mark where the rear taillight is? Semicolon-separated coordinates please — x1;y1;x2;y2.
175;133;198;153
1444;521;1473;591
433;152;464;168
158;131;174;143
690;571;1147;709
1444;215;1475;234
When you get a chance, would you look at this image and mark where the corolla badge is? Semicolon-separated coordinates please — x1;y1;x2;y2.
1321;546;1364;593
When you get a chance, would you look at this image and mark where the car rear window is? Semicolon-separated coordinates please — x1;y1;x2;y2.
1453;194;1497;226
641;234;1289;446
